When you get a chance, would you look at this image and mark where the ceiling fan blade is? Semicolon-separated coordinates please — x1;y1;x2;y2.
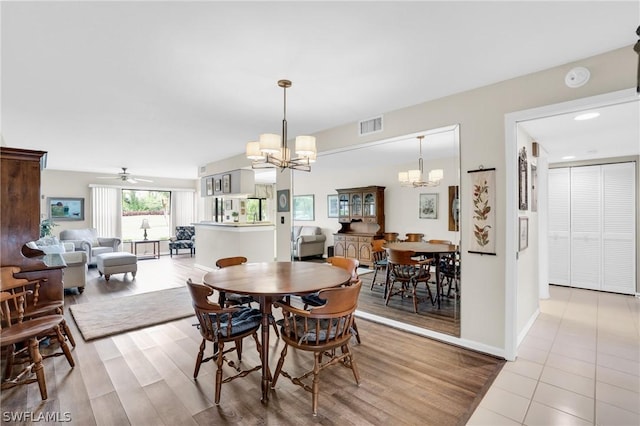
126;177;138;184
135;178;154;183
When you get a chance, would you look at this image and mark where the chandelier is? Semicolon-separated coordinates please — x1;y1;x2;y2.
398;135;443;187
246;79;316;172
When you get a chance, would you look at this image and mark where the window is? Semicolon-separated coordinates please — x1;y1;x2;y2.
121;189;171;241
246;198;268;222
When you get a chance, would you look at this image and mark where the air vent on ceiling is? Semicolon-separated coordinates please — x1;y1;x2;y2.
358;115;383;136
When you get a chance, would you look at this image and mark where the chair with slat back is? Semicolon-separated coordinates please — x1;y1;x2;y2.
0;266;76;351
383;232;399;243
214;257;280;338
370;239;388;295
186;278;262;405
271;281;362;416
385;249;434;313
0;289;75;400
301;256;361;343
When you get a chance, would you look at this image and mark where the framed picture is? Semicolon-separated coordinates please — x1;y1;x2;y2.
47;197;84;221
222;174;231;193
206;177;213;196
293;194;315;221
519;216;529;251
327;194;339;218
277;189;290;212
530;163;538;212
225;199;233;210
468;167;497;255
214;178;222;192
419;193;438;219
448;185;460;231
519;147;528;210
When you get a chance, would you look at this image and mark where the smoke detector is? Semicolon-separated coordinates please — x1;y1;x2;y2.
565;67;590;88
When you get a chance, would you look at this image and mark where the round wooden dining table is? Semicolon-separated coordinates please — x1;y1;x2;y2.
202;261;351;403
383;241;458;308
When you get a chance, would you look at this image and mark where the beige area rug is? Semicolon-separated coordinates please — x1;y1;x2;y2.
69;287;194;341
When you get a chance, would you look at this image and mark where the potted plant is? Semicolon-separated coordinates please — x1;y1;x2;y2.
231;211;239;222
40;219;58;238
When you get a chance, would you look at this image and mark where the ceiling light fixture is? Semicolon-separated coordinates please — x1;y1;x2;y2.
246;79;316;172
398;135;443;187
574;112;600;121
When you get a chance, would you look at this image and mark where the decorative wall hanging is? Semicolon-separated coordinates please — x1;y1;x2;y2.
530;163;538;212
419;193;438;219
518;147;528;210
327;194;338;218
222;174;231;193
519;216;529;251
448;185;460;231
206;178;213;196
47;197;84;221
277;189;290;212
467;167;496;255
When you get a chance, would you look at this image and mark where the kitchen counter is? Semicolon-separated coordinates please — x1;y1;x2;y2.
194;222;275;270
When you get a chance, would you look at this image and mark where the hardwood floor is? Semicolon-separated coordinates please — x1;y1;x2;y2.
1;256;503;425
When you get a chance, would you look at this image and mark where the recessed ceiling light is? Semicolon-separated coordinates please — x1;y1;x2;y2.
574;112;600;121
562;155;576;160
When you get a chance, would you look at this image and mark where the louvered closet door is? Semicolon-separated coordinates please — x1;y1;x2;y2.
602;162;636;294
570;166;602;291
548;168;571;286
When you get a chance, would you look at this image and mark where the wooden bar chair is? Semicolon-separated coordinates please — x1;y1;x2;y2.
385;249;434;313
370;239;388;294
383;232;399;242
186;279;263;405
1;290;75;400
271;281;362;416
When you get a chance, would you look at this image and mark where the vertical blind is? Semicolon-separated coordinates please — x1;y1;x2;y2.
172;190;196;227
91;186;120;237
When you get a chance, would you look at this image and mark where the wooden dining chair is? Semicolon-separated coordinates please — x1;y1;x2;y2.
404;233;425;242
301;256;361;344
271;280;362;416
186;278;263;405
370;239;388;293
1;289;75;400
385;249;434;313
0;266;76;348
215;257;280;337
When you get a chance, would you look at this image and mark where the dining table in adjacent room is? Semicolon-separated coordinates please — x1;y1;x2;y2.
383;241;458;308
202;261;351;403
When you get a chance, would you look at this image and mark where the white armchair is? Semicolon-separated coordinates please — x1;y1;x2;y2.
292;226;326;260
59;228;121;266
26;239;88;292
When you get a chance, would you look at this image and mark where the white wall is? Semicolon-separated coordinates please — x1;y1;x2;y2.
198;45;636;357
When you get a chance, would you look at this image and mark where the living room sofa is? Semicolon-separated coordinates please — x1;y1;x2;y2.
59;228;121;266
292;226;326;260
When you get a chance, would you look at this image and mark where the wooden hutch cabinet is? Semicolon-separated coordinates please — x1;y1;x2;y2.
333;186;385;267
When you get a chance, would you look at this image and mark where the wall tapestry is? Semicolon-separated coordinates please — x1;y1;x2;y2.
519;147;528;210
467;167;496;255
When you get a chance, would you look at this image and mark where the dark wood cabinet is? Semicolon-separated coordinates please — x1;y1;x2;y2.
1;147;47;266
333;186;384;267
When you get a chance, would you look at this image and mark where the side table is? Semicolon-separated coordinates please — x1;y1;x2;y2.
128;239;161;260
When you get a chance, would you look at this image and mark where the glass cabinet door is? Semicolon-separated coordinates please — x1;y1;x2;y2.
363;192;376;216
351;194;362;217
338;194;350;218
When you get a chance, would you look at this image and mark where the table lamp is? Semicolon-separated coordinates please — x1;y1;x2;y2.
140;218;151;240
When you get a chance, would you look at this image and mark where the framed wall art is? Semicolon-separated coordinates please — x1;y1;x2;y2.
222;174;231;193
214;178;222;193
530;163;538;212
419;193;438;219
48;197;84;221
277;189;290;212
206;177;213;196
467;167;496;255
448;185;460;231
327;194;339;218
293;194;315;221
519;146;528;210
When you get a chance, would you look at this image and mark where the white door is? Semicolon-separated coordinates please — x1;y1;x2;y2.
602;162;636;294
570;166;602;291
548;168;571;286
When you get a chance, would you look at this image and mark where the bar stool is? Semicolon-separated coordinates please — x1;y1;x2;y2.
404;233;424;242
383;232;399;242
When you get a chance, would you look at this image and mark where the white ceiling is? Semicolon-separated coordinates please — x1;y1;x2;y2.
2;1;638;180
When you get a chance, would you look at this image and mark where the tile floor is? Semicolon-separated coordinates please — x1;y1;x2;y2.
467;285;640;426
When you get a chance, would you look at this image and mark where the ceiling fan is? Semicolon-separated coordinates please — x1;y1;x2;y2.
97;167;153;184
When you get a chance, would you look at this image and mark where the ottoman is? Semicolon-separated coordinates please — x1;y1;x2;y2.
96;252;137;281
